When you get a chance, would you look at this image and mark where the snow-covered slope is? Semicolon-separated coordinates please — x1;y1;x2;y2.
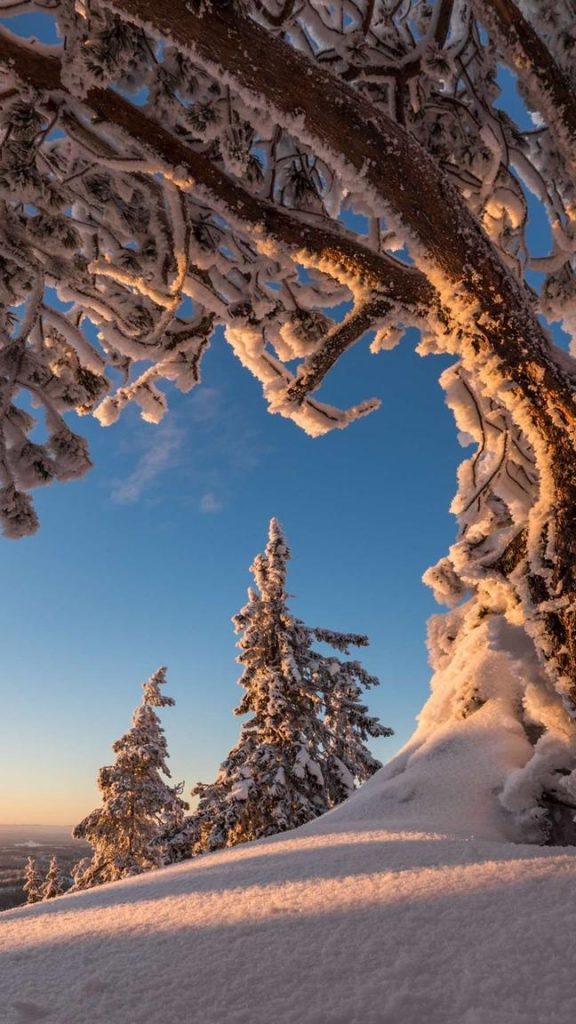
5;615;576;1023
3;739;576;1024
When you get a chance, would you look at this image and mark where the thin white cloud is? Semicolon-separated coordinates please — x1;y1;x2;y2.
109;385;269;511
111;422;184;504
199;491;222;514
188;387;221;424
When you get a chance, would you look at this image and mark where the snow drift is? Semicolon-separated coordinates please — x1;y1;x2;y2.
3;710;576;1024
4;605;576;1023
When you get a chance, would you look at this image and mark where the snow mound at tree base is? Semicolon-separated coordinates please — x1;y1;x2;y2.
324;609;573;848
3;811;576;1024
317;697;532;844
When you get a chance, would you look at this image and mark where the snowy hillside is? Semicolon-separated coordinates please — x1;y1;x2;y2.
4;729;576;1024
4;626;576;1023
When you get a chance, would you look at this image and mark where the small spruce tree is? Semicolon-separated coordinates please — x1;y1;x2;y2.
42;856;66;900
22;856;42;904
72;666;188;889
169;519;392;858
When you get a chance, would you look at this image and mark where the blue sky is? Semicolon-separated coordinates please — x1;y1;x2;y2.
0;320;461;824
0;11;556;826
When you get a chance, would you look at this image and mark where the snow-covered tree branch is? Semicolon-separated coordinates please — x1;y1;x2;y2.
1;0;576;840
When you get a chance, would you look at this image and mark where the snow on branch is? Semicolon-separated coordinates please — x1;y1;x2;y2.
0;16;440;531
1;0;576;752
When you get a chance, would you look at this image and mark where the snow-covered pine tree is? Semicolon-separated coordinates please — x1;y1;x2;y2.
2;3;576;842
72;667;188;888
22;856;42;904
168;518;390;858
42;856;66;900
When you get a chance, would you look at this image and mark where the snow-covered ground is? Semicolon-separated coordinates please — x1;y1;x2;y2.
3;725;576;1024
4;623;576;1022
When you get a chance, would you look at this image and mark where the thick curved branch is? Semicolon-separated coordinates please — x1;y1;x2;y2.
3;8;576;697
99;0;576;700
102;4;576;414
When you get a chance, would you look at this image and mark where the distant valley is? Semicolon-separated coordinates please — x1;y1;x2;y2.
0;825;89;911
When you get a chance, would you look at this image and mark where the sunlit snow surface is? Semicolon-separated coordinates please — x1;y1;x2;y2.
4;627;576;1021
3;764;576;1024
